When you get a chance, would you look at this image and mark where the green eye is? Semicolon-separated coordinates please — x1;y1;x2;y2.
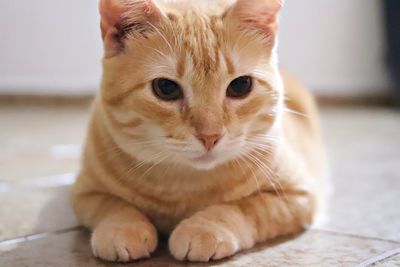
227;76;253;98
152;78;183;101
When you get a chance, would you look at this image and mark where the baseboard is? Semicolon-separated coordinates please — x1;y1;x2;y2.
0;94;94;107
0;93;397;107
317;94;395;106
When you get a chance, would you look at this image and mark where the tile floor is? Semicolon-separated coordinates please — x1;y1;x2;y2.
0;101;399;266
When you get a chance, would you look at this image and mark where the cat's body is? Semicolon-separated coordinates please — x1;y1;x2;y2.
71;0;325;262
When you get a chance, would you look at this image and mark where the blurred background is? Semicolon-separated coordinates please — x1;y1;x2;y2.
1;1;400;266
0;0;398;100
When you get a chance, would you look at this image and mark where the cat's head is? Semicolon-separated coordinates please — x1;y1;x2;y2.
99;0;284;170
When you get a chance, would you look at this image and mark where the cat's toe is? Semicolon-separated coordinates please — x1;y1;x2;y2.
91;221;157;262
212;239;238;260
169;220;239;262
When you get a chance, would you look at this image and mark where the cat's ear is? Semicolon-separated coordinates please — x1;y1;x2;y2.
99;0;162;57
229;0;283;41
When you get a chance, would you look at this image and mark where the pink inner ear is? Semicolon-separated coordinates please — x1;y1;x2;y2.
99;0;162;56
99;0;162;40
99;0;127;39
231;0;283;33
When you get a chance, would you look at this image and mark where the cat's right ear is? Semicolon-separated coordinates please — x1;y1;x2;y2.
99;0;162;57
228;0;283;45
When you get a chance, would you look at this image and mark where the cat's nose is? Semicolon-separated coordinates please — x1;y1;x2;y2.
197;133;223;151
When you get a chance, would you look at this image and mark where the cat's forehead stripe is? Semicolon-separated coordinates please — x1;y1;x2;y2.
176;54;186;78
178;11;222;76
223;53;235;75
163;8;241;78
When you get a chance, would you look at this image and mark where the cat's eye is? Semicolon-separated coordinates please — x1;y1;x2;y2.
152;78;183;101
227;76;253;98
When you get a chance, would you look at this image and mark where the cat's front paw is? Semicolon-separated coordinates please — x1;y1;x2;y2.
91;220;158;262
169;218;240;262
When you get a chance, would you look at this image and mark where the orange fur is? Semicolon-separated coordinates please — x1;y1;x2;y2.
71;0;325;263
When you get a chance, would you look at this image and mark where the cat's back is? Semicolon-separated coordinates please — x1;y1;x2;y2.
281;70;319;133
280;70;325;179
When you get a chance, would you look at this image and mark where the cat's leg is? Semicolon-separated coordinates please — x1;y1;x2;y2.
72;191;158;262
169;189;316;262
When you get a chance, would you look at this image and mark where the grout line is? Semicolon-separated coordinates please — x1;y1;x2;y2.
355;247;400;267
312;228;400;244
0;226;82;247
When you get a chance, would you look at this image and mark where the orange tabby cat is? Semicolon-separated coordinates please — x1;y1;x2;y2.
71;0;325;262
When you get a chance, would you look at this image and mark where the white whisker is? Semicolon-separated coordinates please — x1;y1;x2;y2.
139;152;171;179
146;21;174;53
119;151;165;181
237;152;262;195
283;107;309;118
250;148;288;202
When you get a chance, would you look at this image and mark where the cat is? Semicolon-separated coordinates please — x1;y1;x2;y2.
71;0;325;263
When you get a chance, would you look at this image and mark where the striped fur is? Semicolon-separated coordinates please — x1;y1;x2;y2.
71;0;325;263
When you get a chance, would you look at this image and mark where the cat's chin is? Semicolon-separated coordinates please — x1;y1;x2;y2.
187;161;221;171
188;154;220;170
183;152;233;170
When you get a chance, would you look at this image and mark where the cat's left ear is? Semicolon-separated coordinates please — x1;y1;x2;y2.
99;0;163;57
228;0;283;41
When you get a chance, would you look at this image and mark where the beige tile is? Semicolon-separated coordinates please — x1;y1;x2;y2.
355;247;400;266
0;104;84;241
1;103;400;266
373;253;400;266
318;107;400;241
0;104;89;183
0;186;78;241
0;229;398;267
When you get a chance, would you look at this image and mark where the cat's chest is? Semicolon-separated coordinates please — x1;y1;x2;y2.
122;175;260;233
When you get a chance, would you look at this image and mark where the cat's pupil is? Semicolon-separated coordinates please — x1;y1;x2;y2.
227;76;252;98
158;79;177;95
152;78;182;101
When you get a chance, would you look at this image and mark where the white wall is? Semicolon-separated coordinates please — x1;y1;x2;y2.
0;0;390;96
279;0;389;96
0;0;102;95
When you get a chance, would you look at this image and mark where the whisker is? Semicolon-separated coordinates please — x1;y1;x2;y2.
246;152;280;196
149;47;169;59
245;138;280;151
244;144;288;203
246;138;281;148
139;153;171;180
166;19;182;51
146;21;174;53
249;147;288;202
283;107;309;118
119;151;165;181
237;152;262;195
245;140;276;150
247;134;280;141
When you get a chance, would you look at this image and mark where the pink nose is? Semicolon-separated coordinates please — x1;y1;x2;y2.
197;134;223;151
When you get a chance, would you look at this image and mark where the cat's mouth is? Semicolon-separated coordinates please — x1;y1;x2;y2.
191;152;217;165
187;152;220;170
